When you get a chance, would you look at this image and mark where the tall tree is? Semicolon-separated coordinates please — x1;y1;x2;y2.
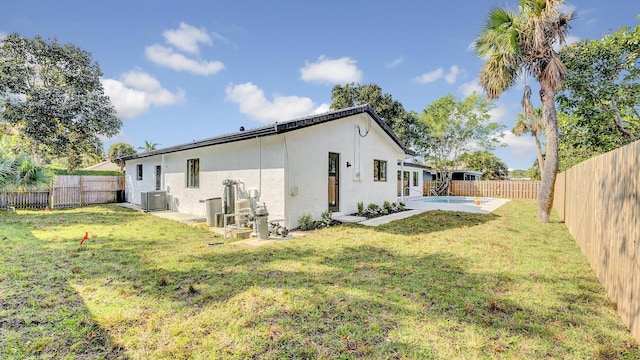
556;111;631;171
330;83;418;147
512;107;545;175
415;93;504;193
0;33;121;170
475;0;573;222
107;142;136;171
459;151;509;180
558;22;640;146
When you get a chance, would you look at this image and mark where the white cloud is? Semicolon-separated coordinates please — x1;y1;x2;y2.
163;22;212;54
300;56;362;84
417;66;462;84
459;79;484;97
386;57;404;68
489;105;509;124
414;67;444;84
145;44;224;75
121;71;185;106
145;22;226;76
502;130;537;158
313;103;331;114
225;82;324;123
102;79;147;119
445;66;461;84
102;70;185;119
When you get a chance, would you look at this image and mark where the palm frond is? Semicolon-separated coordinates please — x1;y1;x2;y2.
485;6;514;30
4;153;53;191
479;54;520;99
542;54;567;91
0;152;17;189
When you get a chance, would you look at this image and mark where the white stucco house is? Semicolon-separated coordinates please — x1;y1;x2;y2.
120;105;415;229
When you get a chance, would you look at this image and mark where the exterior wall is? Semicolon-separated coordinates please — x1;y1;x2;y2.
124;136;286;220
284;113;406;226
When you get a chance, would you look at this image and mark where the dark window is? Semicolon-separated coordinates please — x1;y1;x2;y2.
373;160;387;182
155;165;161;190
413;172;418;186
187;158;199;188
136;164;143;180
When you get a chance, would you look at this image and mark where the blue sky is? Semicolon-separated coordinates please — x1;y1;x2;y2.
1;1;638;170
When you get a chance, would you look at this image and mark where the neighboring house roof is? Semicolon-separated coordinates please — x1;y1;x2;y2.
398;161;432;171
83;160;120;171
119;105;415;161
451;170;483;175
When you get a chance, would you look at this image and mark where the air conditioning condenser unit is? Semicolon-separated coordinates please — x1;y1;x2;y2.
141;191;167;211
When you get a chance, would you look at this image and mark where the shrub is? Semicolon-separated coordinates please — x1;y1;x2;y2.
354;201;407;219
363;203;380;218
50;167;122;176
298;213;314;231
391;202;399;212
315;210;333;228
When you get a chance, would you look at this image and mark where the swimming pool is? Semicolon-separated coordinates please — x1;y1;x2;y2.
416;196;494;204
402;196;509;214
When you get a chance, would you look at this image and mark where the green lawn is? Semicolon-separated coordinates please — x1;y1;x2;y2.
0;201;637;359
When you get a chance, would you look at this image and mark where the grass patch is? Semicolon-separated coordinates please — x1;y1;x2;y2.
0;201;638;359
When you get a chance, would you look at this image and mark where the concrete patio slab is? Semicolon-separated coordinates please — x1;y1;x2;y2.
332;214;367;223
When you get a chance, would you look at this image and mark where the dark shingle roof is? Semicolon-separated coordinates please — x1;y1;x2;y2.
119;105;414;161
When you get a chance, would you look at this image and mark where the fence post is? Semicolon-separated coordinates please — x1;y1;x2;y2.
79;176;84;206
561;172;567;223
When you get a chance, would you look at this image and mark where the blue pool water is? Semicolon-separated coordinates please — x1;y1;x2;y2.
417;196;494;204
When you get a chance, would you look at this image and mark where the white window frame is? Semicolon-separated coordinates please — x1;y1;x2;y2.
186;158;199;188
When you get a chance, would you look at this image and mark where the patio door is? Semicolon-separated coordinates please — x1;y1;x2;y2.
328;152;339;211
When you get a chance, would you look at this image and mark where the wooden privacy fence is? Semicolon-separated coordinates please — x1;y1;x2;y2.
0;175;125;209
553;140;640;340
423;180;539;199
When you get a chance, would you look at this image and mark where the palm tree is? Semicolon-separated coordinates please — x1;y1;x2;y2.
513;107;545;176
138;140;159;152
475;0;573;222
0;151;52;191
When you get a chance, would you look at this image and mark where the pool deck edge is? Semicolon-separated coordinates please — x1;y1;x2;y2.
403;197;510;214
